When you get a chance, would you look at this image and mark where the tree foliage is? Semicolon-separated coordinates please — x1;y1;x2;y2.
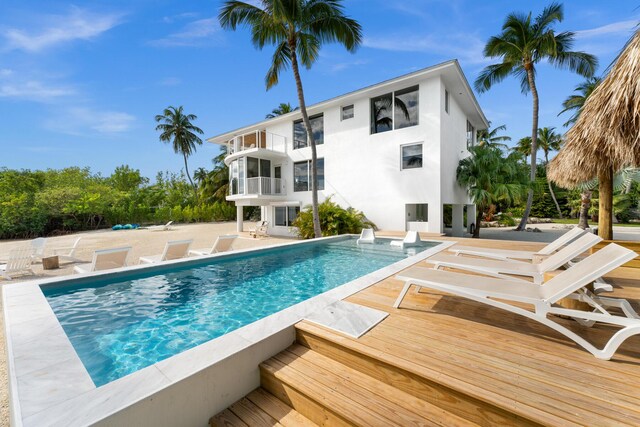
293;197;374;239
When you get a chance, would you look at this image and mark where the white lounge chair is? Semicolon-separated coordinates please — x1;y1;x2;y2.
148;221;174;232
390;231;422;249
139;239;193;264
427;232;602;284
393;243;639;360
74;247;131;274
249;221;268;238
189;235;237;256
357;228;376;245
448;227;585;261
30;237;46;262
1;248;35;280
51;237;82;263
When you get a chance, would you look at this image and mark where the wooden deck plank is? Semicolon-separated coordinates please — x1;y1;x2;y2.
245;388;317;427
210;409;249;427
228;397;285;427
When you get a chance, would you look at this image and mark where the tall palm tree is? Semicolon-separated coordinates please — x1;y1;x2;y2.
476;123;511;149
219;0;362;238
266;102;298;118
537;127;564;218
558;77;602;127
559;77;602;228
457;145;529;238
155;106;204;200
475;2;597;231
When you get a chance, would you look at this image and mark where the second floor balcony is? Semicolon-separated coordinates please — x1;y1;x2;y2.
224;130;287;166
229;177;285;200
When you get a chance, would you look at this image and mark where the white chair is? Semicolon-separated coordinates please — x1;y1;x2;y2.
249;221;269;238
30;237;46;262
74;247;131;274
51;237;82;262
427;233;602;284
1;248;35;280
393;243;639;360
448;227;585;261
390;231;422;249
139;239;193;264
148;221;174;232
189;235;237;256
357;228;376;245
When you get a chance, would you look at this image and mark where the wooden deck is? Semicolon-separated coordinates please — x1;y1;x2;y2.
211;236;640;427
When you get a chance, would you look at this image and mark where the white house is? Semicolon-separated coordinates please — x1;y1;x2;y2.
207;60;488;237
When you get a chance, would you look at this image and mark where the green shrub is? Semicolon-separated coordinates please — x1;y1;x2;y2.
292;197;375;239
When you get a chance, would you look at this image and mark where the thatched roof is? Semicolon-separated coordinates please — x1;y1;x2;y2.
548;29;640;188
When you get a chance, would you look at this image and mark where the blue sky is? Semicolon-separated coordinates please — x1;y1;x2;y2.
1;1;638;179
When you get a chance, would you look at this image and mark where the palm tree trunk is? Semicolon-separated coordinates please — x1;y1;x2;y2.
516;66;538;231
545;153;563;218
598;166;614;240
183;154;198;202
578;190;591;229
289;38;322;238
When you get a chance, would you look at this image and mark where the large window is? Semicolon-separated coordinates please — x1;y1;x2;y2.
401;143;423;170
466;120;475;149
274;206;300;227
294;158;324;192
371;86;419;134
293;114;324;149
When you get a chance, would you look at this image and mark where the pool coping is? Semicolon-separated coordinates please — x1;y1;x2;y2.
3;235;455;427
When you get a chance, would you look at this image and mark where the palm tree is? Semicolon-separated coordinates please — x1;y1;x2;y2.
559;77;602;228
155;106;204;200
537;127;563;218
475;2;597;231
513;136;532;164
457;145;529;238
476;123;511;149
558;77;602;127
266;102;298;118
219;0;362;238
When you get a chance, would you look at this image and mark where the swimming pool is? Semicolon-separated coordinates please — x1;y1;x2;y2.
43;236;436;386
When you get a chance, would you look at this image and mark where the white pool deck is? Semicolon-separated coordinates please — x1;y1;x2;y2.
2;235;454;427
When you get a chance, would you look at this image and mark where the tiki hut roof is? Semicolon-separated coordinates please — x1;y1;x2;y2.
548;29;640;188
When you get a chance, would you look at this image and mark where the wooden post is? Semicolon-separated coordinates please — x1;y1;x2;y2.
598;166;613;240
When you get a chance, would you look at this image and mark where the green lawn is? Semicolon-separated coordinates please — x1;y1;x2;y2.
551;218;640;227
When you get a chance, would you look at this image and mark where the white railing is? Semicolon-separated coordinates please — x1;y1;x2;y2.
233;177;284;196
227;130;287;155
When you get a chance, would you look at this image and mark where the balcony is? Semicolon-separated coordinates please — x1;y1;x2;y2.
228;177;286;203
224;130;287;165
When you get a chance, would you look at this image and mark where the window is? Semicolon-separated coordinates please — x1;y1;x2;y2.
293;114;324;149
401;144;423;170
274;206;300;227
371;86;419;134
445;89;450;114
466;120;475;149
341;104;354;120
395;86;419;129
294;158;324;192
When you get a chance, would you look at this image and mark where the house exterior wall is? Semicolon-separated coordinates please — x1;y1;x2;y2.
214;62;486;237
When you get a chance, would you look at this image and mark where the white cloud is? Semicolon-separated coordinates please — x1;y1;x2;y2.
150;18;220;47
363;33;490;65
2;7;122;52
575;19;638;39
45;107;135;135
328;59;369;73
0;68;13;77
0;80;75;101
162;12;199;24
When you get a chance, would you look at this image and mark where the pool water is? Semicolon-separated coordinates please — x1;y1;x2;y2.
43;237;434;386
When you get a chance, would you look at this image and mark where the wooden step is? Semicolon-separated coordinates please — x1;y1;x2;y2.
261;344;479;427
295;320;542;427
210;388;316;427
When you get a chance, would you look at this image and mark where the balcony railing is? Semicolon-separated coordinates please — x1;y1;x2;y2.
227;130;286;155
230;177;284;197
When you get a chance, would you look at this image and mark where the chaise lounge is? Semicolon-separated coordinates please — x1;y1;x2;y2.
74;247;131;274
139;239;193;264
189;235;237;256
394;243;639;360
